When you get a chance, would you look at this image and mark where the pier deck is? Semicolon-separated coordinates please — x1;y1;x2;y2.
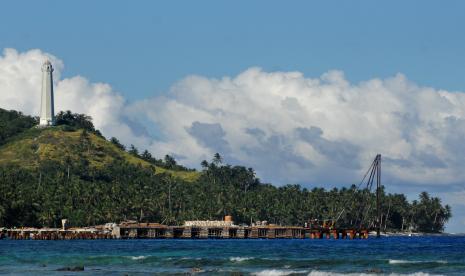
2;224;369;240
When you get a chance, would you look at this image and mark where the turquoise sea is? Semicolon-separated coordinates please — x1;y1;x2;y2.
1;236;465;275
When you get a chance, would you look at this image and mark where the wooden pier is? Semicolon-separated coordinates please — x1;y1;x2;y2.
2;223;369;240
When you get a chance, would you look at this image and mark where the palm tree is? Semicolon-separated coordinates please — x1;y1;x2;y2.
212;153;223;165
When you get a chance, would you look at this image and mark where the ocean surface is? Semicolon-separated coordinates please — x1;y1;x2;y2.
1;236;465;275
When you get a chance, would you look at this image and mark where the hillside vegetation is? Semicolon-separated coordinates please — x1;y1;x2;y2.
0;108;452;233
0;109;37;145
0;112;198;181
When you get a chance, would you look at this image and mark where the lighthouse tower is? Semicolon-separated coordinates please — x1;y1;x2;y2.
39;60;55;126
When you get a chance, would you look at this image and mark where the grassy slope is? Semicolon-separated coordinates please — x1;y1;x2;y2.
0;126;199;182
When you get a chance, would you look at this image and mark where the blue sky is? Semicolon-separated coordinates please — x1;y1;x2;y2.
2;1;465;101
1;1;465;232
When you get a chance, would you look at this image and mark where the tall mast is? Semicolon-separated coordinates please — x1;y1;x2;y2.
376;154;381;238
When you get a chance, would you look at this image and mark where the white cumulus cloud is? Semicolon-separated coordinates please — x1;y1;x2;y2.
129;67;465;190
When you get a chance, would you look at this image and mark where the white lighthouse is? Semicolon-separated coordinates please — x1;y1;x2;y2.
39;60;55;126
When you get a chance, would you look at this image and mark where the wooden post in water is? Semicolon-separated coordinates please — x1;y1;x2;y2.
165;228;173;238
222;228;230;239
200;228;208;239
182;227;192;238
237;228;245;239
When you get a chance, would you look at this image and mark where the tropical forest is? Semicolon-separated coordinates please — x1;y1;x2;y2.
0;108;452;233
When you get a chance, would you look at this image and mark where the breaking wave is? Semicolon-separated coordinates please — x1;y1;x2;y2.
389;259;448;265
128;255;147;260
229;256;254;262
252;269;309;276
308;272;436;276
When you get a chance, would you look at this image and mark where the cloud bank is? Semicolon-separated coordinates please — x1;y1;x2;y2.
131;67;465;190
2;48;465;189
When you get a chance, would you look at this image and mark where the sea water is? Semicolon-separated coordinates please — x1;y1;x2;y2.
1;236;465;275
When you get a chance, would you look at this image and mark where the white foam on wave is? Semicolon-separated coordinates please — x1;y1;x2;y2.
229;256;254;262
389;260;420;264
309;272;373;276
389;273;439;276
252;269;309;276
389;259;447;265
180;257;201;260
308;270;439;276
129;255;147;260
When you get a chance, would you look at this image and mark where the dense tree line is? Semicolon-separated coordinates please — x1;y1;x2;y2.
0;108;38;145
125;142;194;172
55;111;104;137
0;109;452;232
0;155;451;232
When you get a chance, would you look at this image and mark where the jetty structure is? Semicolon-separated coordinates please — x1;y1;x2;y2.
2;216;369;240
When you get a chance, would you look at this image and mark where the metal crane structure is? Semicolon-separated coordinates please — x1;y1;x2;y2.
347;153;382;237
365;154;382;238
312;154;383;238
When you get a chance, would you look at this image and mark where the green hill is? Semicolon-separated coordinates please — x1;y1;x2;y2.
0;114;199;182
